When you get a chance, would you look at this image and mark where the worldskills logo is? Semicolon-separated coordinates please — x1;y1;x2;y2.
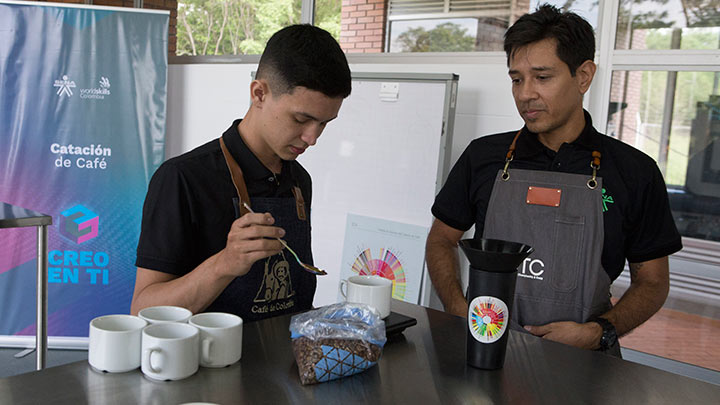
60;205;99;244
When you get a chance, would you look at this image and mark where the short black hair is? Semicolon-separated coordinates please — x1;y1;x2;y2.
257;24;351;98
504;4;595;76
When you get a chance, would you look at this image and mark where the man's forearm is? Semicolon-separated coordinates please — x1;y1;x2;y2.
426;237;467;316
131;251;236;315
601;259;670;336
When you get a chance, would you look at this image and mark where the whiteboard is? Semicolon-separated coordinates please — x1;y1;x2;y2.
298;73;458;307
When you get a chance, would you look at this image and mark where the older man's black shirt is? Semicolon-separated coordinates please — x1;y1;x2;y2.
432;111;682;281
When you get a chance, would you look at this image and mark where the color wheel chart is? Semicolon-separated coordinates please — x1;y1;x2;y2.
468;296;508;343
339;214;428;304
351;248;407;300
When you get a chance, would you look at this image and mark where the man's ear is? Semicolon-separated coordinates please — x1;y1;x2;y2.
250;79;270;107
575;60;597;95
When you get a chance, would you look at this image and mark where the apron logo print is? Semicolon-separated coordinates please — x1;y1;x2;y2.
518;258;544;280
602;188;614;212
254;252;295;303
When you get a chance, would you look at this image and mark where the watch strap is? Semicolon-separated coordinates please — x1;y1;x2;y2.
591;317;617;351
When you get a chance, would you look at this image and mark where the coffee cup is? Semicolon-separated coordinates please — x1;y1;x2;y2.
88;314;147;373
339;275;392;318
141;322;199;381
189;312;243;368
138;305;192;324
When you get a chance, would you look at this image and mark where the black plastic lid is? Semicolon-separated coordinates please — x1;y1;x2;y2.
458;238;534;273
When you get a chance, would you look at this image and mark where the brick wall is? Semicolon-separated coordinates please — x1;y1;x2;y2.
475;18;507;52
15;0;177;56
510;0;530;25
340;0;387;53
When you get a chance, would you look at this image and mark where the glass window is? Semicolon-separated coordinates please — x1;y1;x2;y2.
608;69;720;242
316;0;342;42
176;0;303;56
610;69;720;371
388;18;493;52
383;0;598;53
616;0;720;50
529;0;598;28
612;284;720;372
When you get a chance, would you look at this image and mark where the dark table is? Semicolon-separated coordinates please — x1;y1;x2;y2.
1;300;719;404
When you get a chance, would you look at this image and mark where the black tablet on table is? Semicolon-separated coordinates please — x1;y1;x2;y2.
384;311;417;336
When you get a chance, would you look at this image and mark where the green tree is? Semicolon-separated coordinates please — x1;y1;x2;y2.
177;0;305;56
396;22;475;52
315;0;341;40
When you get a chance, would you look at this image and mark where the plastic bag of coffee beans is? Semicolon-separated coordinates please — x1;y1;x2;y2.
289;303;387;384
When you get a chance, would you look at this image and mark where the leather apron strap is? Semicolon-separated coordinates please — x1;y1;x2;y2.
502;130;602;189
219;136;307;221
292;186;307;221
220;137;252;217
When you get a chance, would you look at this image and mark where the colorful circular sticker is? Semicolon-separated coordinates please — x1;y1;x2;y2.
468;296;509;343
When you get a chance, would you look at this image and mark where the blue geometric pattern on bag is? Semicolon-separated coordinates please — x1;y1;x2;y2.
314;345;376;382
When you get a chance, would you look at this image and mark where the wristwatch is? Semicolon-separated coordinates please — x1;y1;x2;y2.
591;317;617;351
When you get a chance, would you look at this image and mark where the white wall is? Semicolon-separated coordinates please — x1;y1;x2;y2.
165;58;719;311
166;64;256;158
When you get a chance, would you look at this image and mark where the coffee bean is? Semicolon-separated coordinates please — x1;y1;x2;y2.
292;337;382;384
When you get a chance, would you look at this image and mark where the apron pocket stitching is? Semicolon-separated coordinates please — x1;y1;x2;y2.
550;216;584;293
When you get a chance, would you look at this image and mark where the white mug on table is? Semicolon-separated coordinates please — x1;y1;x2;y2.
88;314;147;373
189;312;243;368
138;305;192;324
339;275;393;318
141;322;199;381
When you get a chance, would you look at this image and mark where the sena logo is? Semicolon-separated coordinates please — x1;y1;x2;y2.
518;257;544;280
59;205;99;244
54;75;76;98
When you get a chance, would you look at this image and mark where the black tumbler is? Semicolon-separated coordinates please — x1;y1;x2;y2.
459;238;533;370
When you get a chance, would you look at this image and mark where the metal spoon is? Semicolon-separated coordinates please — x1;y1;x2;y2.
242;202;327;276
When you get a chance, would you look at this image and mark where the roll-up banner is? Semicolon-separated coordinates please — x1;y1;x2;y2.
0;1;168;347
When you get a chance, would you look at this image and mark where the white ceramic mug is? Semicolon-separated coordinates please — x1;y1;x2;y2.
138;305;192;324
141;322;199;381
189;312;243;368
339;275;393;318
88;314;147;373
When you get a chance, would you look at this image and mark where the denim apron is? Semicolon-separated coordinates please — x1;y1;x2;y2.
481;131;620;356
203;138;316;322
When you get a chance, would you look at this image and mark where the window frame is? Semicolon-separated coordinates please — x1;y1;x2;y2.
591;0;720;259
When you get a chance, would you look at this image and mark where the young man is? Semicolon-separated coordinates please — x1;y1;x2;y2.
131;25;351;321
426;5;681;355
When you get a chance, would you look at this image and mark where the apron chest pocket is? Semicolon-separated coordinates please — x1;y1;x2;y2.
550;215;585;292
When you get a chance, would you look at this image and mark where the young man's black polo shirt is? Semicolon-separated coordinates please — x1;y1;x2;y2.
136;119;312;276
432;111;682;281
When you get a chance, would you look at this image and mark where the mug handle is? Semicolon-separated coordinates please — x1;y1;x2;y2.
144;348;162;374
339;279;347;299
202;337;213;364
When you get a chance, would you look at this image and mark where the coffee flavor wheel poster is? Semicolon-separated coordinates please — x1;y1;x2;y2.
338;214;428;304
